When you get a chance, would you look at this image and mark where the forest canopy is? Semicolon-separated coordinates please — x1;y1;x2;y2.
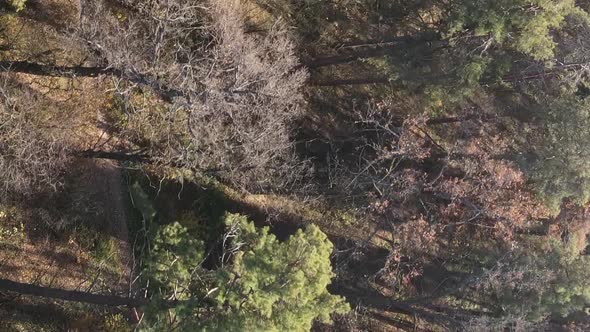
0;0;589;331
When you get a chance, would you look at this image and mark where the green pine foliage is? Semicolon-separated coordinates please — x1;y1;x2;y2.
447;0;577;60
7;0;26;12
140;213;348;331
146;222;204;298
460;237;590;328
205;213;349;332
495;239;590;321
529;98;590;213
537;240;590;320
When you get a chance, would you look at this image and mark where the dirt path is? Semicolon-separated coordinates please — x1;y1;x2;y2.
88;158;134;294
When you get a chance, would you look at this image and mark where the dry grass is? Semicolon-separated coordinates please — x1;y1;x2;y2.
0;7;84;64
210;179;378;246
0;2;132;329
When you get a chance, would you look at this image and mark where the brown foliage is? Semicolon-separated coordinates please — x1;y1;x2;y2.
330;95;553;302
349;96;547;240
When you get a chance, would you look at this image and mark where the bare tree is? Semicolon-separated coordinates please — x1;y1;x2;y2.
0;76;71;200
78;0;309;190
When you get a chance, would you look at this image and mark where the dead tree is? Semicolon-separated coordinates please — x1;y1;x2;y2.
77;0;310;190
0;77;71;200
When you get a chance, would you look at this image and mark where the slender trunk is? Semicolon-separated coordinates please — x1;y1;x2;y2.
331;36;435;50
334;285;459;329
426;115;480;125
310;77;390;86
426;114;505;125
0;278;148;307
305;46;398;69
77;148;227;178
309;71;556;87
311;61;590;87
0;61;183;102
0;61;116;78
77;149;152;163
303;37;446;69
76;149;257;176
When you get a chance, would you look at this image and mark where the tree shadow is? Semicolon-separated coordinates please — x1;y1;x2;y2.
411;261;470;299
136;173;306;242
0;297;70;330
21;0;79;31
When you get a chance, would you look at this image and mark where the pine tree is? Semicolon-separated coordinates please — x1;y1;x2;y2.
203;214;349;332
146;222;204;299
447;0;577;60
140;214;348;331
528;97;590;213
478;238;590;322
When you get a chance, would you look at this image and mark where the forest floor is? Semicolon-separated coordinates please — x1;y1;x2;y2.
0;1;135;330
0;1;397;331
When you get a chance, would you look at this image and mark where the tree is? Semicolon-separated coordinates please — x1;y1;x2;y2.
463;236;590;325
146;222;204;299
0;77;71;201
144;214;349;331
203;214;349;332
78;0;309;190
0;213;348;331
301;0;589;99
446;0;578;60
527;97;590;213
314;95;559;329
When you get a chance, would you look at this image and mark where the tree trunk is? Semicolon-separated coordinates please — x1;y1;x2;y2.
77;149;152;163
303;37;447;69
310;61;590;87
0;61;116;78
426;114;504;125
0;61;183;102
334;285;460;329
76;149;277;176
305;47;398;69
310;77;390;86
0;278;148;307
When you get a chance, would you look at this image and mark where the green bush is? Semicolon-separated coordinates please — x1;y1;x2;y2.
7;0;26;12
